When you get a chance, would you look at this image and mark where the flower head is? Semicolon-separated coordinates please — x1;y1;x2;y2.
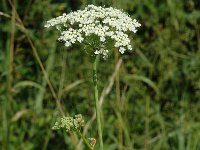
52;114;84;132
44;5;141;59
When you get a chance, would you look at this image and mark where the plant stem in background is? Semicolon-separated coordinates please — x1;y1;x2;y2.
3;0;16;149
93;56;103;150
145;97;150;150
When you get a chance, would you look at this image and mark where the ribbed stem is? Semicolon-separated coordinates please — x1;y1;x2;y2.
93;56;103;150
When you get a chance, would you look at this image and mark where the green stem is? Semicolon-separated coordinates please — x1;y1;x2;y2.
76;130;93;150
93;56;104;150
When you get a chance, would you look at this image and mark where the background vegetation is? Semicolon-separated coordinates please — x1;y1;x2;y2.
0;0;200;150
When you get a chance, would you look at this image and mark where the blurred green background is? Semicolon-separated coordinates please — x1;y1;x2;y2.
0;0;200;150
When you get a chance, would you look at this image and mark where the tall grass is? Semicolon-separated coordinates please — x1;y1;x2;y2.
0;0;200;150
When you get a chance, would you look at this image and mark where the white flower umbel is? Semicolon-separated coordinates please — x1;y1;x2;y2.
44;5;141;59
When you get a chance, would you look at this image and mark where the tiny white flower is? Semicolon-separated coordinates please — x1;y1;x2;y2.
65;42;71;47
77;36;84;43
128;45;132;50
119;47;126;54
71;38;76;43
100;36;105;42
79;24;83;27
94;50;100;55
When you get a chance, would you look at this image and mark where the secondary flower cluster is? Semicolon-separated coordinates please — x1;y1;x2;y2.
52;114;84;132
44;5;141;59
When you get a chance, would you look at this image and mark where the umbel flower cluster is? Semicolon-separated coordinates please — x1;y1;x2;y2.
44;5;141;59
52;114;84;132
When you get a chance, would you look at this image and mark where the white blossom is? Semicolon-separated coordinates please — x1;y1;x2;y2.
95;47;109;59
119;47;126;54
44;5;141;58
